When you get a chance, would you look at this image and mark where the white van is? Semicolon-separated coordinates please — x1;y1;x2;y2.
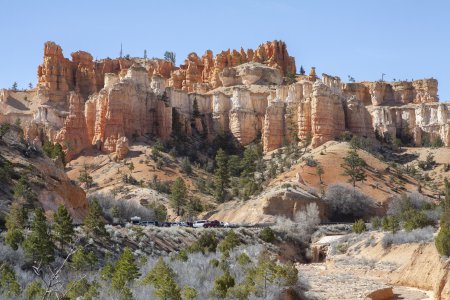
193;220;207;228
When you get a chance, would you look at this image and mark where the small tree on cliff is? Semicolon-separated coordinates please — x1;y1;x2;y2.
170;178;187;216
214;148;229;202
164;51;176;64
78;163;93;188
341;149;366;188
316;163;324;184
23;208;55;264
84;198;107;237
52;205;74;251
192;98;200;118
11;82;18;91
299;66;305;75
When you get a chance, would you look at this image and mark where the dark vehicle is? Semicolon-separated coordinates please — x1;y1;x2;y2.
141;221;159;227
160;222;172;227
204;220;221;228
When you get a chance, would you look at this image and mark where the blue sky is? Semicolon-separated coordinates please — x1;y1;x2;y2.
1;0;449;100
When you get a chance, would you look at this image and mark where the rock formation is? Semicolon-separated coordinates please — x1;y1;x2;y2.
2;40;448;163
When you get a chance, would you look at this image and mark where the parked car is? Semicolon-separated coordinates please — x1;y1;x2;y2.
220;221;230;228
204;220;221;228
160;222;172;227
130;216;141;225
141;221;159;227
193;220;207;228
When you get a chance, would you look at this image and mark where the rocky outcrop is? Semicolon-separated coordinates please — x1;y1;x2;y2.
55;92;90;160
220;63;282;87
169;40;295;91
309;82;346;147
343;79;439;106
0;126;86;221
4;40;449;164
369;102;450;146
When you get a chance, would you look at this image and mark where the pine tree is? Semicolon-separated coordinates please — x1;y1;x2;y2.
78;164;93;188
11;82;18;91
128;162;134;173
0;264;21;297
23;208;55;264
83;198;107;237
212;271;235;298
5;202;26;250
170;178;187;216
192;98;200;118
214;149;229;202
53;205;74;250
112;247;140;292
316;163;324;184
71;246;98;271
299;65;305;75
142;257;181;300
341;149;366;188
164;51;176;64
182;286;197;300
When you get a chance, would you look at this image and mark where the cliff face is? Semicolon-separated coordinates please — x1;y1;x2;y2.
0;126;86;221
2;41;449;163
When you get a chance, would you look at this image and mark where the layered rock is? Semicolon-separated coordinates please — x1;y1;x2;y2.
369;102;450;146
4;40;449;165
55;92;90;160
309;82;346;147
343;79;439;106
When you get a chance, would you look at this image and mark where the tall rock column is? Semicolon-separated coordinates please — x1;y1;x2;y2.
263;99;285;152
310;82;345;147
55;92;90;160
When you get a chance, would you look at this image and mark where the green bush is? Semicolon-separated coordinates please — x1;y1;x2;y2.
188;232;218;254
371;217;381;230
435;226;450;256
352;219;366;234
259;227;275;243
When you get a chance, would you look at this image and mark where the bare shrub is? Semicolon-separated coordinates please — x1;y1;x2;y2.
324;184;375;222
381;226;435;248
89;193;155;222
275;203;320;242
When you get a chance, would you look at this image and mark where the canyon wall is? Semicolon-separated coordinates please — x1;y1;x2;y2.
1;41;448;163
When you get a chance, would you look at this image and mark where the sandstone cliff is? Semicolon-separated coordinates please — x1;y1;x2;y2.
0;125;86;221
2;41;449;163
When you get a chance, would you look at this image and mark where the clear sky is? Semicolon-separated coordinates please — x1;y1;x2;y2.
1;0;449;100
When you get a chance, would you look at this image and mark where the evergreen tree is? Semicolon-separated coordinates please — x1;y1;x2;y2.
52;205;74;250
78;164;93;188
0;264;21;297
23;208;55;264
164;51;176;64
83;198;107;237
316;163;324;184
192;98;200;118
112;247;140;293
299;65;305;75
5;202;26;250
142;258;181;300
441;179;450;226
212;271;235;298
170;178;187;216
128;162;135;173
214;148;229;202
341;149;366;188
182;286;197;300
144;49;147;59
11;82;18;91
71;246;98;271
24;280;45;300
